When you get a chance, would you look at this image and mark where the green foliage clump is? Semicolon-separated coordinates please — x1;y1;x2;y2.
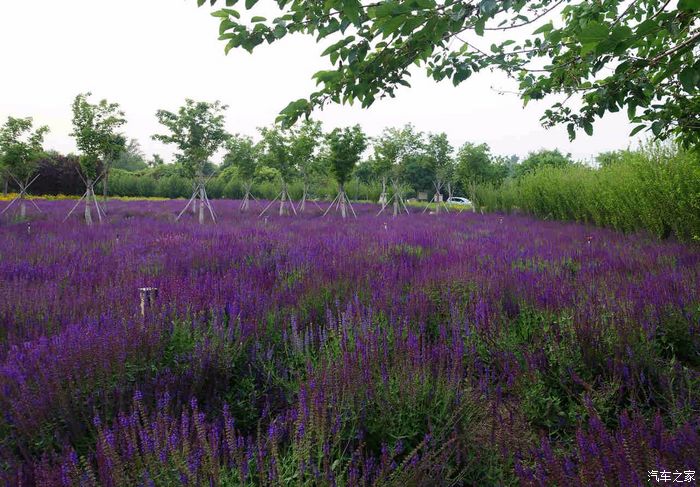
0;116;49;182
478;143;700;241
326;125;367;187
152;99;229;179
70;92;126;180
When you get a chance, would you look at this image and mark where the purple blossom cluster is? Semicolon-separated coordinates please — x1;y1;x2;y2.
1;200;698;485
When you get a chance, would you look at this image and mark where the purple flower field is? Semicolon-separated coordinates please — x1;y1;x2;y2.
1;200;699;486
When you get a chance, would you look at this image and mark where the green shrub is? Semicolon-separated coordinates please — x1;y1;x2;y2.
478;143;700;241
155;175;191;199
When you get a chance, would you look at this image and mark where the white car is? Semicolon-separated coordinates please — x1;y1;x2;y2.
447;197;471;206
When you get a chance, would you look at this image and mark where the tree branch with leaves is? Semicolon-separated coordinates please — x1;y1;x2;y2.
202;0;700;149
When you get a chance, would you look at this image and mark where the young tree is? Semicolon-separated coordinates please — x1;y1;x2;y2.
0;116;49;219
223;133;258;211
371;132;398;207
68;93;126;225
423;132;454;214
456;142;494;212
323;125;367;219
148;154;165;168
101;133;127;208
288;119;323;213
258;125;297;216
114;139;149;172
513;149;573;178
153;99;229;224
206;0;700;149
374;124;423;216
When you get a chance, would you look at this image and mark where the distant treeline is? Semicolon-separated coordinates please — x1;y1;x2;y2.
1;151;384;201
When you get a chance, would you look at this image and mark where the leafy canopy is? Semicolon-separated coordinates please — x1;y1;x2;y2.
202;0;700;148
456;141;513;187
288;119;324;179
153;99;230;178
223;133;259;180
425;132;454;185
372;124;425;181
0;116;49;182
326;124;368;186
113;139;149;172
258;125;296;182
514;148;573;177
71;93;126;180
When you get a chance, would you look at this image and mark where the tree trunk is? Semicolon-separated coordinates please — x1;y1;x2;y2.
192;182;198;215
340;184;347;219
380;177;388;206
198;176;205;224
434;179;442;215
242;182;251;212
85;180;93;226
279;183;287;216
299;181;308;213
103;168;109;210
393;194;399;217
469;181;478;213
2;177;7;196
20;194;26;219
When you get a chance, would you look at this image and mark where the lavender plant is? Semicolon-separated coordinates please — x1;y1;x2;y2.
0;200;698;485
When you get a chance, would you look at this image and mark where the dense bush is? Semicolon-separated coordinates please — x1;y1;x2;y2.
476;144;700;241
29;163;383;204
27;153;93;196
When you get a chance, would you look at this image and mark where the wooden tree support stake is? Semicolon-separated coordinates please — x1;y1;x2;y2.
422;180;450;214
176;175;216;223
139;287;159;318
323;188;357;219
240;181;256;212
63;170;107;224
376;179;410;217
259;182;296;218
1;173;42;218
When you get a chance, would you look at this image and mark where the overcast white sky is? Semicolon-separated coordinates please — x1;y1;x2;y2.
0;0;641;164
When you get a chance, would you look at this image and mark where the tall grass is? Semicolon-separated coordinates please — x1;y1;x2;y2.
476;143;700;241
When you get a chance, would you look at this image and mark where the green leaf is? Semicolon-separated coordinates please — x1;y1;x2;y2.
583;121;593;136
381;15;406;36
636;19;657;36
321;36;355;57
629;125;645;136
567;123;575;140
533;22;553;35
579;22;608;47
273;25;286;39
474;18;485;36
479;0;497;16
580;42;597;55
245;0;259;8
344;0;361;24
678;67;700;92
678;0;700;11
